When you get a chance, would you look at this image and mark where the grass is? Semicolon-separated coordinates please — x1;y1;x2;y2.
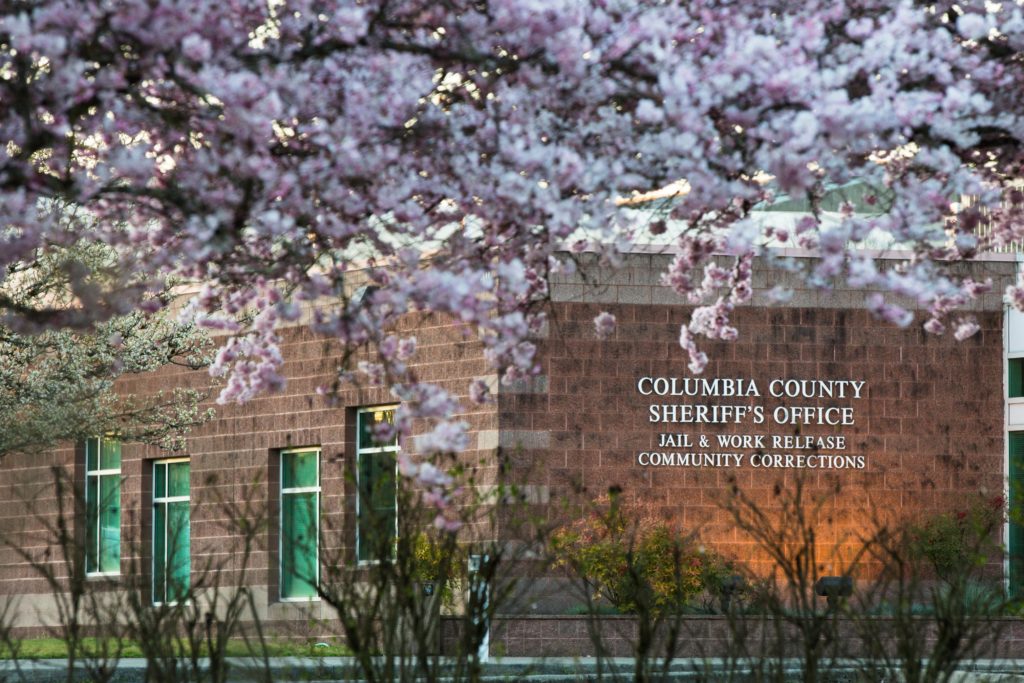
0;637;352;660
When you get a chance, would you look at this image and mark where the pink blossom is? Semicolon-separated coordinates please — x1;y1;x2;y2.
396;337;417;361
417;461;455;487
469;378;492;405
397;453;418;478
957;13;989;41
1008;286;1024;311
433;515;463;532
181;34;212;62
953;319;981;341
371;420;396;445
1;1;1020;429
963;278;992;298
357;361;385;386
594;311;616;340
416;422;469;456
679;326;709;375
866;293;914;328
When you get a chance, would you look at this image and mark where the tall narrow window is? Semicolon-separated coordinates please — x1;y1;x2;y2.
85;437;121;575
152;459;190;604
1011;432;1024;597
280;448;320;600
356;407;398;563
1011;359;1024;398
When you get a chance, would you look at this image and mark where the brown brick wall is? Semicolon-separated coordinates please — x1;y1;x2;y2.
451;614;1024;659
0;312;498;615
504;251;1016;584
506;301;1006;578
0;253;1016;627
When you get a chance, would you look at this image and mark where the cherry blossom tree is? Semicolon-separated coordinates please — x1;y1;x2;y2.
2;1;1024;509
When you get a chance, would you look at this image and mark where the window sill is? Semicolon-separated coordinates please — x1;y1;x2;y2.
1009;397;1024;429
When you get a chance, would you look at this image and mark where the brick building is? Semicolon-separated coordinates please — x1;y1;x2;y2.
0;248;1021;640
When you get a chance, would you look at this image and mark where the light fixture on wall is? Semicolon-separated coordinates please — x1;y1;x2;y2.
814;576;853;611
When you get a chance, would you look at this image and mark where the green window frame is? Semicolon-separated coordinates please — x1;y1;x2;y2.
85;437;121;575
1010;432;1024;597
356;407;398;564
1011;358;1024;399
280;448;320;600
152;459;190;605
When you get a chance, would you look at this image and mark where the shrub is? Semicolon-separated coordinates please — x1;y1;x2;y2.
908;495;1004;584
552;493;723;614
409;530;461;610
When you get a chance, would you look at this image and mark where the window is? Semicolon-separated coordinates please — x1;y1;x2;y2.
85;437;121;575
280;448;320;600
1010;359;1024;399
152;459;190;605
356;407;398;563
1011;432;1024;597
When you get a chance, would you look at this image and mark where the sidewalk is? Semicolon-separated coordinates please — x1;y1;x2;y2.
1;656;1023;682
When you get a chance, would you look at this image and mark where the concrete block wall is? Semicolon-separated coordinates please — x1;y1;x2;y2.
503;252;1015;579
0;250;1017;631
445;614;1024;659
0;312;498;626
